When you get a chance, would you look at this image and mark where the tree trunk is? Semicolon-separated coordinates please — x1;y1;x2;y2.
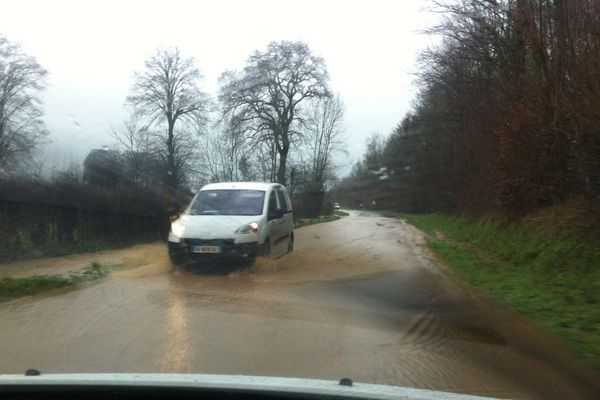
166;117;176;189
276;129;290;186
276;147;288;186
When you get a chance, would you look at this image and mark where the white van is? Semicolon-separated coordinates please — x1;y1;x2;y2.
168;182;294;266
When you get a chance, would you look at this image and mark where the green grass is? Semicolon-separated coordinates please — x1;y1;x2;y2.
0;261;116;302
386;212;600;370
335;210;350;217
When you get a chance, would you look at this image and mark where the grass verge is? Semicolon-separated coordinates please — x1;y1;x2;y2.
0;261;116;302
386;212;600;371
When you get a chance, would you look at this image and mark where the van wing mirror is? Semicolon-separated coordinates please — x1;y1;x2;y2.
268;209;284;220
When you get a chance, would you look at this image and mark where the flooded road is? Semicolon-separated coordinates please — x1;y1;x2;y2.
0;211;598;399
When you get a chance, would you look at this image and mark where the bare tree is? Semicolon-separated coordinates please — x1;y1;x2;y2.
53;160;83;185
303;94;346;190
111;116;160;189
200;128;243;182
200;123;268;183
0;35;48;173
218;41;330;186
127;47;210;189
112;116;151;156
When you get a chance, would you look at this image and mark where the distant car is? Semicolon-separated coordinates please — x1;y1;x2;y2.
168;182;294;266
333;202;340;210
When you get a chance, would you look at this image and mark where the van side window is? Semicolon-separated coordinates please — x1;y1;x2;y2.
276;190;288;212
284;191;292;211
268;191;278;213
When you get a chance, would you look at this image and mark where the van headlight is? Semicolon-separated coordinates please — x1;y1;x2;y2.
169;221;185;243
236;222;259;234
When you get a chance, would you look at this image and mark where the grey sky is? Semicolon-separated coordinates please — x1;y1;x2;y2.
0;0;438;174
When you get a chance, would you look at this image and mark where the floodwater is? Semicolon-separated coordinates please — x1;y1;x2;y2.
0;211;598;399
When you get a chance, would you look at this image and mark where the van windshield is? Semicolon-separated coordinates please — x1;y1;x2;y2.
189;190;265;216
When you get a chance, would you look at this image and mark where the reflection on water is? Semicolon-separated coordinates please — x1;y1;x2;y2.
159;292;191;372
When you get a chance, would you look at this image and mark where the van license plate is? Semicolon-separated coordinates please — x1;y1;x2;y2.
191;245;221;254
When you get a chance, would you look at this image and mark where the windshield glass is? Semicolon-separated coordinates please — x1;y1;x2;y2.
1;1;599;399
189;190;265;216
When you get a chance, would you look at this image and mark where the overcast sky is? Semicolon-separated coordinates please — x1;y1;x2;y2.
0;0;438;174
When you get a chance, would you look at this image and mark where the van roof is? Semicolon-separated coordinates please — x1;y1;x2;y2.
199;182;284;191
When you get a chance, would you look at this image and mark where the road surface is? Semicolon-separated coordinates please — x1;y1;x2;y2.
0;211;598;399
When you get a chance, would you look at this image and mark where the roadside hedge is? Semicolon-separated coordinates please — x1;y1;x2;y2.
0;179;183;262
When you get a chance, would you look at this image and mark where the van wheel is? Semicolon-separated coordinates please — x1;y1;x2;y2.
168;244;186;270
262;237;271;257
287;233;294;253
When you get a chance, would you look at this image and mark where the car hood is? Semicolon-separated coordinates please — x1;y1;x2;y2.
0;373;499;400
177;215;260;239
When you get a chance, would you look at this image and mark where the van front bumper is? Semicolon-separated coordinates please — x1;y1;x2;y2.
168;239;261;265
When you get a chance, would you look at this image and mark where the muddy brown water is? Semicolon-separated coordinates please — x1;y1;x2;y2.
0;210;598;399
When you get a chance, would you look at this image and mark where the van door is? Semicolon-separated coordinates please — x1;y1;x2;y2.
275;189;294;250
266;191;284;256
